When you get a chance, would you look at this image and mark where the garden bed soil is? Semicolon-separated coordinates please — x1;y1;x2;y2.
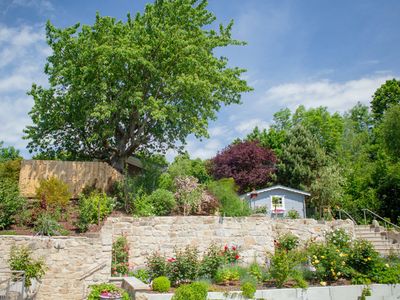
0;207;130;236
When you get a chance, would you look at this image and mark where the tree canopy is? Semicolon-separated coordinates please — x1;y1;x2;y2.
209;141;277;193
24;0;251;171
371;79;400;121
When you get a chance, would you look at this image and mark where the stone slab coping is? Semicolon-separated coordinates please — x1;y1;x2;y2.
124;277;151;291
134;284;400;300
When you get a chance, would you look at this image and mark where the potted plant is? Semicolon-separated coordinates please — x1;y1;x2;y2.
87;283;129;300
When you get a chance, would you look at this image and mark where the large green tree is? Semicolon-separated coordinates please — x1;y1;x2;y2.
380;104;400;160
24;0;251;171
371;79;400;121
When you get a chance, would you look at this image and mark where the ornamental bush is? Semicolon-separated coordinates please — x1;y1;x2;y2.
34;213;64;236
172;282;208;300
167;246;200;286
146;188;176;216
8;245;47;287
198;244;225;279
152;276;171;292
76;191;114;232
347;240;380;274
277;233;299;252
146;252;168;280
0;178;25;229
111;236;129;276
35;177;71;210
325;229;351;251
269;250;305;288
241;281;256;299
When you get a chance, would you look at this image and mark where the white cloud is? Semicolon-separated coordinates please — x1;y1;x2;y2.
9;0;54;14
186;139;223;160
235;119;269;134
0;24;48;154
259;75;394;113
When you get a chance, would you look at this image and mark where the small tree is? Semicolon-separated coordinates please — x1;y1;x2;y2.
210;141;277;193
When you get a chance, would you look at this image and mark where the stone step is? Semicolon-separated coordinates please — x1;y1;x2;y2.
357;236;387;242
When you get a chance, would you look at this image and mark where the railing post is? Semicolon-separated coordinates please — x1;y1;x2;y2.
363;210;367;225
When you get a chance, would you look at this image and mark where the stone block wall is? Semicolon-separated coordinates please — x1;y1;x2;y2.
0;217;354;299
0;227;112;300
106;216;355;267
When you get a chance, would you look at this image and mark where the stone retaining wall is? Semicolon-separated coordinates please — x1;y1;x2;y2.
0;223;112;300
0;217;355;299
107;216;355;267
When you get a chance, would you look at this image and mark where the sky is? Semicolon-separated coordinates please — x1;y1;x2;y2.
0;0;399;160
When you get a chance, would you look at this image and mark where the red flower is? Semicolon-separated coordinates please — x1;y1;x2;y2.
167;257;176;262
232;246;237;251
235;254;240;260
224;245;228;251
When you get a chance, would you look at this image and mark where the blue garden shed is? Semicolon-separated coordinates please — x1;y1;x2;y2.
240;185;310;218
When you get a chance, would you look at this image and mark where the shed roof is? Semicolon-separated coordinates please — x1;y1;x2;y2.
242;185;311;197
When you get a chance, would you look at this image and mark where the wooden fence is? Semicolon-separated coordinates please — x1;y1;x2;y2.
19;160;123;199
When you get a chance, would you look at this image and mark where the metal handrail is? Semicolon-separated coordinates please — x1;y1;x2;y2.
336;208;357;225
362;208;400;231
78;262;107;281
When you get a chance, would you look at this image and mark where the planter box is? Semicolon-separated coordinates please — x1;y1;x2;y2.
133;284;400;300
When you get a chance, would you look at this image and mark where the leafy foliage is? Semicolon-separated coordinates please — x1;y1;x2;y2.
87;283;129;300
76;191;114;232
111;236;129;276
0;177;25;229
0;141;21;162
146;188;176;216
277;233;299;252
207;178;251;216
34;213;64;236
241;281;256;299
35;177;71;210
152;276;171;292
8;245;46;287
210;141;277;193
371;79;400;121
172;282;208;300
24;0;251;171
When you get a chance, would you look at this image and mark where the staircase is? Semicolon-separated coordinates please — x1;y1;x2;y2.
354;224;400;256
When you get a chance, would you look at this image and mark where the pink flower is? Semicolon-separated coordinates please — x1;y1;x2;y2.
167;257;176;262
232;246;237;251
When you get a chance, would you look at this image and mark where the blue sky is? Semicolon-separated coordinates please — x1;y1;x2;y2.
0;0;399;160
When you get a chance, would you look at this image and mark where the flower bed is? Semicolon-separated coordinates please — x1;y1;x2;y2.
127;229;400;300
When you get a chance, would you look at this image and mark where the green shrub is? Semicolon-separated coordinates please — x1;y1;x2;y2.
269;250;304;288
152;276;171;292
146;188;176;215
172;282;208;300
248;262;263;282
34;213;64;236
291;271;308;288
347;240;379;274
87;283;129;300
325;229;351;251
277;233;299;252
111;236;129;276
76;191;114;232
129;268;150;283
167;246;199;286
252;205;267;214
198;244;225;279
370;261;400;284
35;177;71;209
146;252;168;280
207;179;251;217
0;178;25;229
133;193;154;217
8;245;46;287
287;209;300;219
0;159;21;182
241;281;256;299
307;242;350;282
214;266;241;284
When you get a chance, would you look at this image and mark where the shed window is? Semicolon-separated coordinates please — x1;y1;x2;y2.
271;195;285;211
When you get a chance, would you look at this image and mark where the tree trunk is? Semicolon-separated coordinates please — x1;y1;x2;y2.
110;155;126;173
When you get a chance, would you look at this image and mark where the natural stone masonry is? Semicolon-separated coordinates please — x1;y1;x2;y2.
0;217;354;299
0;225;112;300
107;216;355;267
